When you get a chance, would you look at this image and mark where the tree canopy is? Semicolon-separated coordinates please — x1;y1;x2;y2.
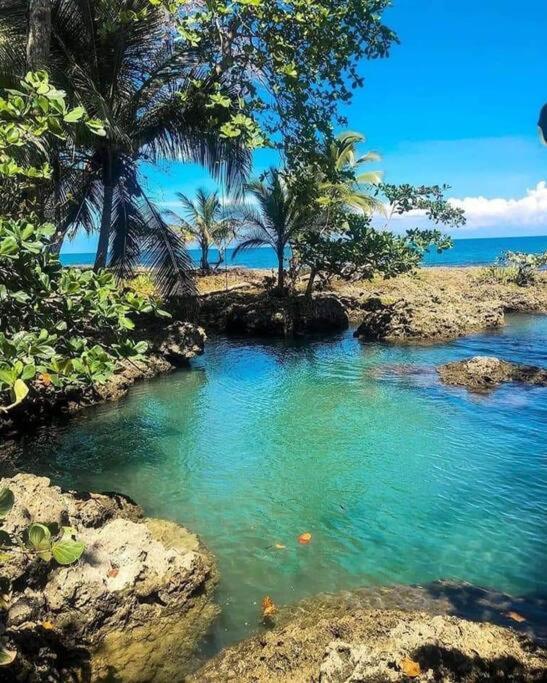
153;0;398;162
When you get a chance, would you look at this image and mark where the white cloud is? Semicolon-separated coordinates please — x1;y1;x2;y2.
449;181;547;229
379;181;547;236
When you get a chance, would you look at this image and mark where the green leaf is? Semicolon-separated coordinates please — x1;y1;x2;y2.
51;528;85;565
0;489;14;518
63;106;85;123
0;647;16;666
10;379;29;405
27;523;52;560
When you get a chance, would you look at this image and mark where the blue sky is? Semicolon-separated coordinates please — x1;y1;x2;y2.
64;0;546;253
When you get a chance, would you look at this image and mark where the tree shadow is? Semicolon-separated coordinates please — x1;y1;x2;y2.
424;581;547;646
413;643;547;681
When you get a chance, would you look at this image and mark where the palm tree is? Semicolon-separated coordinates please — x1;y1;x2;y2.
319;131;383;214
0;0;250;296
302;131;383;295
168;189;236;273
232;169;312;293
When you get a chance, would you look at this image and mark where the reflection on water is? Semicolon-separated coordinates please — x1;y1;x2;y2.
16;314;547;650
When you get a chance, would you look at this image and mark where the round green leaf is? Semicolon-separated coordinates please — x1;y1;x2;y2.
27;523;52;560
0;489;14;518
51;538;85;566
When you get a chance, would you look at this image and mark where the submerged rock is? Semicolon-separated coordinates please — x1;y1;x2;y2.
200;292;349;337
192;603;547;682
0;474;217;682
438;356;547;392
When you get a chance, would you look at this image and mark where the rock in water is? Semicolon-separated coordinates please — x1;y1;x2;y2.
200;292;349;337
354;294;504;343
0;474;217;682
192;607;547;682
438;356;547;392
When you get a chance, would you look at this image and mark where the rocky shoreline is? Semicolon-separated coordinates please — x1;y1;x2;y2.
196;267;547;343
1;267;546;681
193;582;547;682
0;474;218;682
2;472;546;683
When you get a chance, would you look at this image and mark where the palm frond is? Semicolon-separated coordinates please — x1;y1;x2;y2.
139;193;196;300
232;234;270;260
108;172;145;281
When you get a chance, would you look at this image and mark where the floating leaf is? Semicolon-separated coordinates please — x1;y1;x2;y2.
298;532;312;545
505;611;526;623
0;489;14;518
0;646;16;666
261;595;278;619
401;657;421;678
274;544;286;550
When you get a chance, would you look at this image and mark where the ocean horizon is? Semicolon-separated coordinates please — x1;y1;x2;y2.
60;234;547;270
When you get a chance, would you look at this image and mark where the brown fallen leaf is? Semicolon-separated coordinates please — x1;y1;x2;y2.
261;595;278;619
274;543;286;550
401;657;421;678
107;566;119;578
298;532;312;545
505;611;526;623
39;373;53;386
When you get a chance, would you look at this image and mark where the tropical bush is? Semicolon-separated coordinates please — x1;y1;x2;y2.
0;218;168;410
0;73;168;413
479;252;547;287
0;486;85;665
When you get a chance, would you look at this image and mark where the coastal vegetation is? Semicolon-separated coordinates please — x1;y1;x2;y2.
167;188;236;273
481;251;547;287
0;74;171;416
0;2;546;682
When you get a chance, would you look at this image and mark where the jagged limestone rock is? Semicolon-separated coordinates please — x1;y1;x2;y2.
0;474;217;682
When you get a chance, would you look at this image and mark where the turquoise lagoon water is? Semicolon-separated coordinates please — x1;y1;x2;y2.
21;315;547;649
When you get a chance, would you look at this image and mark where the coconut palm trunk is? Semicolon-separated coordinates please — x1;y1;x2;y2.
95;167;114;271
199;239;210;272
276;246;285;292
26;0;51;68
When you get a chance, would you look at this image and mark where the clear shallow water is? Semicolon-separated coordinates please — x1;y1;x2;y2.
20;315;547;650
61;234;547;268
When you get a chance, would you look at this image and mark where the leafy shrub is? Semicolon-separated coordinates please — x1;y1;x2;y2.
479;252;547;287
0;218;169;410
0;73;169;412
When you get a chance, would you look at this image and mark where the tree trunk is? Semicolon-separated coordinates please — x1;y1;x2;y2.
95;183;113;271
27;0;52;70
277;249;285;292
305;267;317;298
201;241;210;272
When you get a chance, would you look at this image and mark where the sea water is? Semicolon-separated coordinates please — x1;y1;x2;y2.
19;314;547;649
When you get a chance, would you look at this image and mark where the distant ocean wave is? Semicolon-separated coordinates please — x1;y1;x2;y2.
61;234;547;269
